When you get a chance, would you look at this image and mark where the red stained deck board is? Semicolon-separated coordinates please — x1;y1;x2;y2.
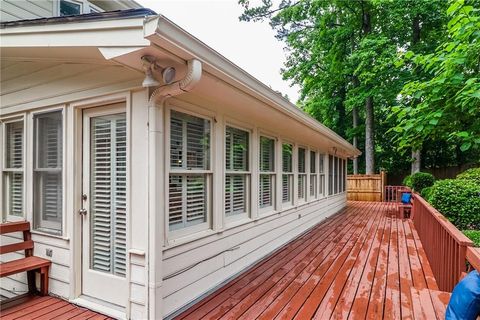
0;296;112;320
175;201;448;320
237;203;370;320
177;207;353;319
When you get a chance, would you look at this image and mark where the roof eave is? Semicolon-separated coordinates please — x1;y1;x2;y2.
145;15;360;157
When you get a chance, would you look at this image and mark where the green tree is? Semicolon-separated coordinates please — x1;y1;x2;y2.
391;0;480;154
240;0;448;176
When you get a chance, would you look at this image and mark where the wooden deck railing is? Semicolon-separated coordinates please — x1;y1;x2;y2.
384;185;410;202
411;193;478;292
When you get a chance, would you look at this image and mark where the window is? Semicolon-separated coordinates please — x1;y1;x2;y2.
2;120;24;218
60;0;82;16
319;154;325;197
328;155;333;195
339;158;343;193
169;110;211;231
225;126;249;217
298;147;307;202
33;111;63;234
310;151;317;199
334;157;339;194
259;136;275;211
282;143;293;205
343;159;347;192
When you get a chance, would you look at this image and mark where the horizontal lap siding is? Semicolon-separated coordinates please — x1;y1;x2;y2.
0;233;70;299
0;0;54;22
0;61;142;113
163;194;346;316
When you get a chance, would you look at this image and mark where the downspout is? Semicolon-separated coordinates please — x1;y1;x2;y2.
147;59;202;319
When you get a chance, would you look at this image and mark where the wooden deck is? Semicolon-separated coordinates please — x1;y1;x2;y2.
175;201;450;320
0;295;113;319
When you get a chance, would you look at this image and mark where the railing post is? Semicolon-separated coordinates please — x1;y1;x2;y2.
380;171;386;202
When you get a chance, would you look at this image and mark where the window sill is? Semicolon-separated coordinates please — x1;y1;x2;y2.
166;228;216;249
225;216;253;229
31;230;69;241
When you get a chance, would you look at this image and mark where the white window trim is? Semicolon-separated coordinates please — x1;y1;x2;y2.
165;104;214;240
29;106;67;236
258;134;276;215
1;116;26;222
57;0;103;15
224;123;251;222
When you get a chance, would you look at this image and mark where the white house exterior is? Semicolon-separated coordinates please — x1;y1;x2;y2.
0;1;360;319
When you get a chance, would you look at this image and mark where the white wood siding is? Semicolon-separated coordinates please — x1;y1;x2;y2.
0;232;70;299
0;0;54;22
0;61;142;114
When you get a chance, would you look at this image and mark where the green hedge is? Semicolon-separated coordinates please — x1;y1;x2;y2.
402;175;413;188
463;230;480;247
410;172;435;193
429;179;480;230
457;167;480;183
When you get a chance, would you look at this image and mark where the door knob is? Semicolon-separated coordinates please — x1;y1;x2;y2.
79;208;87;216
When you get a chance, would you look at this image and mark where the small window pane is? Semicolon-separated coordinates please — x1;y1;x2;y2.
169;174;208;230
170;111;210;170
298;148;306;173
225;175;247;216
3;121;24;217
282;174;292;203
282;144;292;172
33;111;63;234
310;151;316;173
260;137;274;172
259;174;274;208
226;126;249;171
60;0;81;16
6;122;23;168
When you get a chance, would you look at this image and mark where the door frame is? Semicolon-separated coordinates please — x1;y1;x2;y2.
69;92;131;315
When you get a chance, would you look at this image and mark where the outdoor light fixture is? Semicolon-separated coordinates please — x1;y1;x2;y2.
141;55;177;87
162;67;176;85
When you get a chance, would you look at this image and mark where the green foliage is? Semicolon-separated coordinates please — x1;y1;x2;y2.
240;0;480;176
403;175;413;187
410;172;435;192
429;178;480;229
457;167;480;183
391;0;480;152
463;230;480;247
421;186;434;201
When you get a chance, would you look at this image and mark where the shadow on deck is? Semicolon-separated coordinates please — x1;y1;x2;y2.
175;201;450;319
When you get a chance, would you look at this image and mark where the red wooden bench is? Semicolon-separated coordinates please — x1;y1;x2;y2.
0;221;51;296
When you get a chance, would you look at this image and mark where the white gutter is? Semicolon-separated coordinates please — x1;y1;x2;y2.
147;58;202;319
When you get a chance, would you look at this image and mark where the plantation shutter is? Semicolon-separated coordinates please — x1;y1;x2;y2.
282;144;293;204
90;114;127;277
5;122;24;216
225;127;249;216
33;111;63;234
169;111;210;229
259;137;274;209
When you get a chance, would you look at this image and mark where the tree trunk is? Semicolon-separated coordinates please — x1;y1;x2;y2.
352;106;359;174
365;96;375;174
411;149;421;174
410;15;421;175
337;85;347;138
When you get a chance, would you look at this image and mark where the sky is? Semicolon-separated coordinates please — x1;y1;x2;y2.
136;0;301;103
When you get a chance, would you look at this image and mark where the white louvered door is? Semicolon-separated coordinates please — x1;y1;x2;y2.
82;105;127;307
